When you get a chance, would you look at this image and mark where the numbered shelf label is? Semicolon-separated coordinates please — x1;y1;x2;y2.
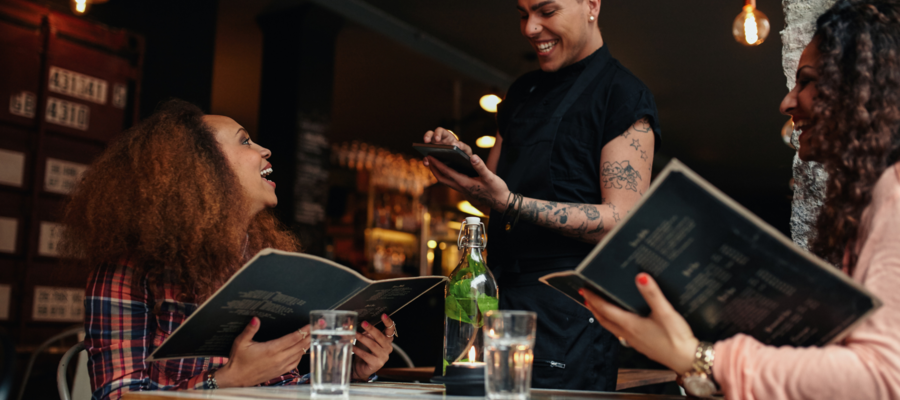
32;286;83;322
46;97;90;131
9;91;36;118
45;158;87;194
38;221;63;257
48;66;108;105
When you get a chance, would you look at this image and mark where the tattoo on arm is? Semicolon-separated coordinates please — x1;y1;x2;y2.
612;211;621;222
633;118;652;133
467;184;499;210
630;139;641;151
516;200;606;241
601;161;643;192
640;149;648;161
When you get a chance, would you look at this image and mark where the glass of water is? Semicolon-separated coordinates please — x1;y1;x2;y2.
310;310;357;396
483;310;537;400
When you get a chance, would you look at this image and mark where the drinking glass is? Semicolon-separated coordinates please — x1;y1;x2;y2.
310;310;357;396
483;310;537;400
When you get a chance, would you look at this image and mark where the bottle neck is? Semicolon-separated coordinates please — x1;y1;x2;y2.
461;246;485;263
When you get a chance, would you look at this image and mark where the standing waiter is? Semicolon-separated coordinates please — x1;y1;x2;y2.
423;0;660;392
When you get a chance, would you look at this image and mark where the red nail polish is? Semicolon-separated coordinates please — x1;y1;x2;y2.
251;317;259;326
578;289;584;296
638;274;649;285
362;321;369;328
382;313;388;319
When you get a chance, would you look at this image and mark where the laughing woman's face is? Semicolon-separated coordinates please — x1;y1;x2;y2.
204;115;277;216
780;38;823;162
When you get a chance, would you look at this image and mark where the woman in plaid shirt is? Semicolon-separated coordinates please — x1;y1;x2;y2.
60;100;396;400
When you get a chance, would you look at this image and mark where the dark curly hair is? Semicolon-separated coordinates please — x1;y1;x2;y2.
808;0;900;269
59;99;300;302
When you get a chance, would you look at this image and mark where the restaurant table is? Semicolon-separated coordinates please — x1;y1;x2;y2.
375;368;678;391
122;382;687;400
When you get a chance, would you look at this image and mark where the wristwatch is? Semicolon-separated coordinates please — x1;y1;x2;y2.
681;341;717;398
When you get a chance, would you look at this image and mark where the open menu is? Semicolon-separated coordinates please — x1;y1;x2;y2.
148;249;447;361
540;159;881;347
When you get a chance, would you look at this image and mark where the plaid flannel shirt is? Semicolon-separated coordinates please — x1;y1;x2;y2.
84;263;308;400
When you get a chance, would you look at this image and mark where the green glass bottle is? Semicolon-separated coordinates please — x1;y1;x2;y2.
442;216;499;373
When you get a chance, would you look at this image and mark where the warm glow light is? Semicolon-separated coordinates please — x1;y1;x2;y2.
732;2;770;46
73;0;88;14
479;94;502;113
427;249;435;262
448;221;462;231
476;135;496;148
468;346;477;362
744;7;758;44
457;201;486;217
427;240;438;249
439;242;447;250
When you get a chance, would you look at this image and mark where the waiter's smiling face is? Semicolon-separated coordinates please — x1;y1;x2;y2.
518;0;600;72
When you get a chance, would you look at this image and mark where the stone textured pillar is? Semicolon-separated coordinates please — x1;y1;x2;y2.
781;0;835;249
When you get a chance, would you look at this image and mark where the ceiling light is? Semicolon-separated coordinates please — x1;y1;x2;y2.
479;94;501;113
476;136;496;148
71;0;89;14
733;0;770;46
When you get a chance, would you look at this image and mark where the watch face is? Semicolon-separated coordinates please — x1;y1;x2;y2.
683;375;717;397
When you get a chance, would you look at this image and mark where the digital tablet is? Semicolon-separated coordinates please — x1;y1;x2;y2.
413;143;478;177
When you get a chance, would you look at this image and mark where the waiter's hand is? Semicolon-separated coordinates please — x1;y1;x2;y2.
424;152;510;213
423;127;474;157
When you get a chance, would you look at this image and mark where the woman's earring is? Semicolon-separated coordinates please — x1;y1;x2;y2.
589;15;595;21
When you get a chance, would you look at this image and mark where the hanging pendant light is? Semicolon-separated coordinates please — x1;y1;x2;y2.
733;0;770;46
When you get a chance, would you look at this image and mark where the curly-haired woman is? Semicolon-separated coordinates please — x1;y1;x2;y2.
582;0;900;398
61;100;395;400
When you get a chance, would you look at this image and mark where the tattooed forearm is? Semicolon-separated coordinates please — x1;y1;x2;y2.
601;160;643;192
640;149;648;161
515;199;610;242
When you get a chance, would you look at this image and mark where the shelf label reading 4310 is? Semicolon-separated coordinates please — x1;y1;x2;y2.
45;97;89;130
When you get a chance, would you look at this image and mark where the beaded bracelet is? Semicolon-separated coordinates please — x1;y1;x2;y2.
205;370;219;389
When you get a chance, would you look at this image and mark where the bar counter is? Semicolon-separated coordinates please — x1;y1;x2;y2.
122;382;686;400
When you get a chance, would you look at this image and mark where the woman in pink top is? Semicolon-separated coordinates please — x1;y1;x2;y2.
582;0;900;398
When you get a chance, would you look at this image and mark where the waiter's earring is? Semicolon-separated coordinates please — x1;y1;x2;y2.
589;15;595;21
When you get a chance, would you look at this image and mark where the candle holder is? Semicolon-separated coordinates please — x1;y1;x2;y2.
431;362;485;396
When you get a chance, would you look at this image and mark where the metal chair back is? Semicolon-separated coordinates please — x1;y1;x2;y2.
57;341;86;400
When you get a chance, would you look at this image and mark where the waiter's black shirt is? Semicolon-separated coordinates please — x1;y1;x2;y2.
490;46;661;269
497;46;661;171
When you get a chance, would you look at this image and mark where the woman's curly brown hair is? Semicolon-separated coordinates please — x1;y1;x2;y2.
59;99;300;301
808;0;900;269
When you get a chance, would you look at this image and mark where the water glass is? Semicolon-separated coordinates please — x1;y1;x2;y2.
310;310;357;396
483;310;537;400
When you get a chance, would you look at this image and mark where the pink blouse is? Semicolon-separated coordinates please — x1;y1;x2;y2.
714;164;900;400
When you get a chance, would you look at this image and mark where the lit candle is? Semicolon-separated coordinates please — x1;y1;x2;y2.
439;346;486;396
